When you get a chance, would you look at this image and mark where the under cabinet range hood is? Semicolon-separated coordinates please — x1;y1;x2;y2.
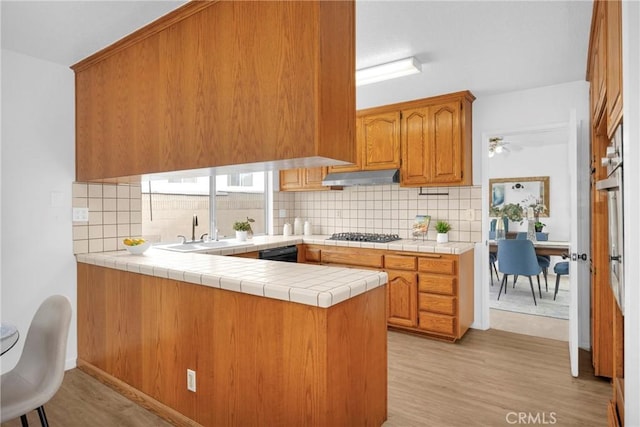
322;169;399;186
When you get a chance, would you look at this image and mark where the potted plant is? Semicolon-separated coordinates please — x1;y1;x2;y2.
233;217;255;241
435;220;451;244
489;203;524;239
534;221;546;232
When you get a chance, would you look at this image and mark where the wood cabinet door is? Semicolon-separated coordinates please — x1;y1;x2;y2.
361;111;401;170
387;270;418;327
279;169;302;191
428;101;463;184
400;107;430;186
606;0;622;137
590;1;607;123
301;167;328;189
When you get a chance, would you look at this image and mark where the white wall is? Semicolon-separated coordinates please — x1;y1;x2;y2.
1;49;77;372
472;81;591;347
473;80;590;185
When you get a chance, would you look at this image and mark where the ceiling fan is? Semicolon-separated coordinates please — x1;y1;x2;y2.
488;136;519;157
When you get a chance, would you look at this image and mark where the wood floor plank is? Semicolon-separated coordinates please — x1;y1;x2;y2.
1;329;609;427
384;329;610;427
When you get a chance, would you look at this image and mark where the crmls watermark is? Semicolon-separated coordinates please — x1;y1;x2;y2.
505;412;557;425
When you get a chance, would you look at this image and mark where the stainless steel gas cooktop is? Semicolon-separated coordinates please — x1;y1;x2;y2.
328;232;401;243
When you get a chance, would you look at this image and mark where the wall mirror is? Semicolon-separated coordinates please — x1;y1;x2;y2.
489;176;550;217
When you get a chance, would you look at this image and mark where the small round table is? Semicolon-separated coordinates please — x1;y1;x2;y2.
1;322;20;355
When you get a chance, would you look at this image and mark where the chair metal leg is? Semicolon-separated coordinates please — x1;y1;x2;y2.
513;274;518;288
489;262;493;286
543;267;548;292
20;414;29;427
490;261;500;286
498;275;507;300
37;406;49;427
554;274;561;300
536;275;542;298
528;276;537;306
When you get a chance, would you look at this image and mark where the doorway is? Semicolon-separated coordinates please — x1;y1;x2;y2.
482;123;572;341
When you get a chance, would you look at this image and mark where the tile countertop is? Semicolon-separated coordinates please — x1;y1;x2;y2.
143;235;475;256
76;248;388;309
75;235;474;308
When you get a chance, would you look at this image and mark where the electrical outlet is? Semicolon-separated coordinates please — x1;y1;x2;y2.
335;210;342;218
279;209;287;218
72;207;89;222
187;369;196;392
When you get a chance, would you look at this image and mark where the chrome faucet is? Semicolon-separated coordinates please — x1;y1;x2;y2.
192;214;198;242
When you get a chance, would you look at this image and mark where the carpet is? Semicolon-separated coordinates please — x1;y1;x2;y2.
489;273;570;320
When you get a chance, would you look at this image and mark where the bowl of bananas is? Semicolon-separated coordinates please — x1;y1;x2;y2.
122;238;151;255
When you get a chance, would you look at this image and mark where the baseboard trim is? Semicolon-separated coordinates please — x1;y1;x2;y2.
77;359;202;427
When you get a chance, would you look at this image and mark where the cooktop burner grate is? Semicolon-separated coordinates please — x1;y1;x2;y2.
328;232;401;243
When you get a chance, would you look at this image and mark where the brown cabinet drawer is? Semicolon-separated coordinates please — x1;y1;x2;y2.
419;312;456;336
419;293;456;315
418;257;455;274
322;249;384;269
385;255;417;271
305;247;322;263
419;275;456;296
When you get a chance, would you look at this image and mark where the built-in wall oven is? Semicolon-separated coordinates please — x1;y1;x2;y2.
596;125;624;313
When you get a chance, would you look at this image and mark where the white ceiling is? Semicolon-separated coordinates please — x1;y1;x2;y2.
1;0;593;104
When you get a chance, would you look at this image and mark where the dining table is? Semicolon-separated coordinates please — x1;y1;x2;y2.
489;239;571;257
1;322;20;355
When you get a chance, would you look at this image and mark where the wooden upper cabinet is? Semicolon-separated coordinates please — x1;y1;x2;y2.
72;1;355;181
361;111;401;170
587;0;607;125
279;167;328;191
606;0;622;137
330;111;401;173
400;92;474;187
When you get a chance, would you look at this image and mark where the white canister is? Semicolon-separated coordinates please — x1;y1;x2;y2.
283;223;292;236
304;221;312;236
294;217;303;235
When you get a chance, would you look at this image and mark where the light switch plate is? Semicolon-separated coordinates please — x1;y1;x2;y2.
279;209;287;218
72;207;89;222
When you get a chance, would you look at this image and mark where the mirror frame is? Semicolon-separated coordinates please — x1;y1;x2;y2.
489;176;550;218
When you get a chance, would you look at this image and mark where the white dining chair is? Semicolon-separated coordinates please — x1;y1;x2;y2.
1;295;72;426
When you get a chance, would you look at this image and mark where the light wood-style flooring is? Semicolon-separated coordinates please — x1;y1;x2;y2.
1;329;610;427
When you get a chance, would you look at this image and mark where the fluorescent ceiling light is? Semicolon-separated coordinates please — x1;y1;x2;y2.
356;57;422;86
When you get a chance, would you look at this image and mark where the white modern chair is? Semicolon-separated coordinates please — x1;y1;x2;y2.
1;295;72;427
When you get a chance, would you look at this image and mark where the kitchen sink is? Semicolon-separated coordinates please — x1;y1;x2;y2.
155;240;254;253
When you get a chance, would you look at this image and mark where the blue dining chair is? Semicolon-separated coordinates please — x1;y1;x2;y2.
489;218;509;286
516;232;550;291
497;239;542;305
553;262;569;300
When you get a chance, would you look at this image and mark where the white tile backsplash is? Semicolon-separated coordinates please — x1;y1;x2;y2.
274;184;482;242
72;182;142;255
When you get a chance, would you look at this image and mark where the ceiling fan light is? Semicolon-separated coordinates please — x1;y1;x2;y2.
495;146;503;153
356;57;422;86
